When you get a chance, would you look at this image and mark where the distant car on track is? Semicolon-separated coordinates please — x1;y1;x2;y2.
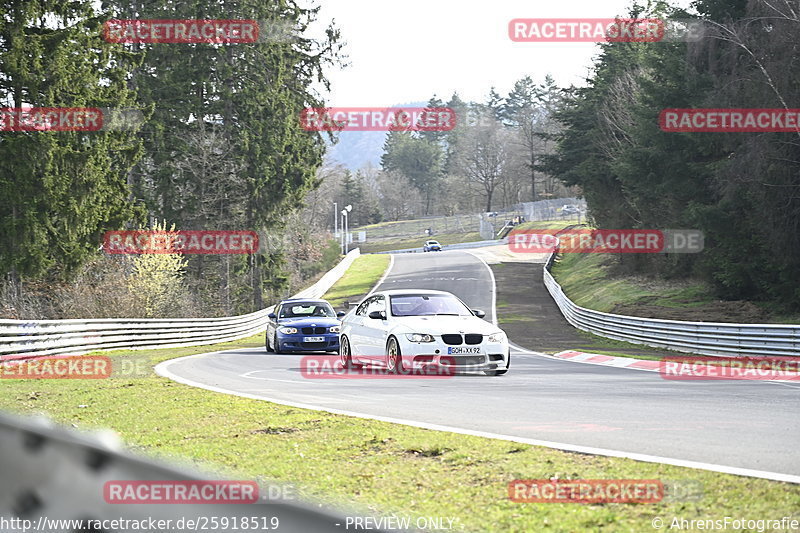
423;240;442;252
561;205;580;216
338;289;510;375
266;298;345;354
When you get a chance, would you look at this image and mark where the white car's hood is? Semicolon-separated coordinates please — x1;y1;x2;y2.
391;315;499;334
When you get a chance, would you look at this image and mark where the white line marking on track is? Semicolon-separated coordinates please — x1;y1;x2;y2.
240;371;308;385
366;253;394;296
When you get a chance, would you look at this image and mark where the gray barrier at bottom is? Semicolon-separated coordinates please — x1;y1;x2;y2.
0;412;402;532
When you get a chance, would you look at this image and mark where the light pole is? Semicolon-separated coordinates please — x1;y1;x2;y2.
334;202;338;238
341;204;352;254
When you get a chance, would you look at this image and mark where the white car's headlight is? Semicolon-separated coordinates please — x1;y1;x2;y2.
279;327;298;334
488;331;506;343
405;333;435;343
329;325;341;333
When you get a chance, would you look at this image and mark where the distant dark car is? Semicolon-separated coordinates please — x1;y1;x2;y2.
423;240;442;252
266;298;345;354
561;205;580;216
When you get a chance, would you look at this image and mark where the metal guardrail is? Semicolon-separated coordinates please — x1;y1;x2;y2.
0;249;361;360
0;411;394;532
543;248;800;357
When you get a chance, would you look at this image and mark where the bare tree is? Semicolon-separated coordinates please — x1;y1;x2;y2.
378;170;422;220
456;114;511;212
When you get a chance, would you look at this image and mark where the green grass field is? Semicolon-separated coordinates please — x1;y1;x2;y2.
514;218;582;230
550;253;715;314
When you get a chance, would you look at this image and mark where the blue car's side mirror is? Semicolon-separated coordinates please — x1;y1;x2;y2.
337;311;346;317
268;312;276;319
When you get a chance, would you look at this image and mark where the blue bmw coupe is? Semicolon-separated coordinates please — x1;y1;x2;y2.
265;298;345;354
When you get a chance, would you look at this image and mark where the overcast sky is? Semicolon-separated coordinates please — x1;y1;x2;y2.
311;0;693;106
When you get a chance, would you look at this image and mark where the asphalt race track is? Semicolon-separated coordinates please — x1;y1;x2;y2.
158;251;800;481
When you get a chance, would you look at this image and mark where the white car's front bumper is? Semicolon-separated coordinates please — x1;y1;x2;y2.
398;337;509;372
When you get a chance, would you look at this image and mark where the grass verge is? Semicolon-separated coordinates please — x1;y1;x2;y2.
322;253;390;307
549;237;800;324
551;253;714;314
514;218;582;230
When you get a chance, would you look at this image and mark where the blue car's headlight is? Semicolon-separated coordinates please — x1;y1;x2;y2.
279;326;298;334
330;325;341;333
406;333;435;343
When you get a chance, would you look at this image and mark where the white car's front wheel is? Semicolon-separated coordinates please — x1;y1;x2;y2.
386;336;405;374
339;336;359;368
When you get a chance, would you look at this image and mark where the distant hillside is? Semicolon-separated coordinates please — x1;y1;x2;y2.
323;101;426;170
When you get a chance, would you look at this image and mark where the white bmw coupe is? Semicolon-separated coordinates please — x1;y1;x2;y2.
338;289;510;376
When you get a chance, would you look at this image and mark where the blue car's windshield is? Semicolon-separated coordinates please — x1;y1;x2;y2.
279;303;335;318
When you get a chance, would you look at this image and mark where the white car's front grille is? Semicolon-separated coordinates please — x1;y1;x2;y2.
440;333;483;345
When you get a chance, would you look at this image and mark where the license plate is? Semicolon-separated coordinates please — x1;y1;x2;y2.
448;347;482;355
304;336;324;342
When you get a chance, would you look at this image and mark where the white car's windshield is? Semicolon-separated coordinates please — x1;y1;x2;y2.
390;294;471;317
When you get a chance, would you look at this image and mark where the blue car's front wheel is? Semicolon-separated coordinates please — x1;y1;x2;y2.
273;333;285;354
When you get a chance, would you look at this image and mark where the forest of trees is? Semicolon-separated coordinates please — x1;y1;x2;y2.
2;0;798;318
545;0;800;310
0;0;343;318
